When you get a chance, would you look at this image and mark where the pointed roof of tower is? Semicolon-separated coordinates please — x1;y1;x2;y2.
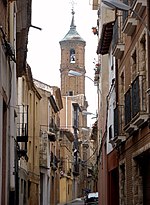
60;9;85;43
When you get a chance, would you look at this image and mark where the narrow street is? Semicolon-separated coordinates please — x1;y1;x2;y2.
66;198;85;205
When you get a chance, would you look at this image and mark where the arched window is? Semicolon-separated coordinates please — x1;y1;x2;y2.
70;48;75;63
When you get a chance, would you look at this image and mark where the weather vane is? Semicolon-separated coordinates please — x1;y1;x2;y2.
69;0;77;10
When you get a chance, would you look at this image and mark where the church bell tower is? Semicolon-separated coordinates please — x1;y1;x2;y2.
59;9;86;97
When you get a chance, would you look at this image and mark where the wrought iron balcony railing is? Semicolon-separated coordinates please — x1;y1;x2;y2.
16;105;28;143
124;75;148;132
131;0;147;19
50;152;59;171
124;88;132;126
16;105;28;159
114;105;126;142
112;16;125;59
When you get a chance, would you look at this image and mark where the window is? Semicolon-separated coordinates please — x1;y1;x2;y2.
109;125;112;140
2;0;7;7
119;163;126;204
122;0;129;25
131;50;137;80
68;91;74;96
21;179;23;194
22;78;25;103
139;34;146;72
70;48;75;63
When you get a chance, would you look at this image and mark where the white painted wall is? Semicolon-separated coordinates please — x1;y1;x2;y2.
107;54;116;155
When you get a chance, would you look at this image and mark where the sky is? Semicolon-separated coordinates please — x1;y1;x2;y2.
27;0;98;126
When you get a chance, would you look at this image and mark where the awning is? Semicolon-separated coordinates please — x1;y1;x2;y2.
97;21;114;55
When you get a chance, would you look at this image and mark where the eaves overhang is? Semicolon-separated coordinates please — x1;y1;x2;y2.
49;95;59;113
60;128;74;142
72;102;82;112
97;21;115;55
16;0;31;77
54;88;63;110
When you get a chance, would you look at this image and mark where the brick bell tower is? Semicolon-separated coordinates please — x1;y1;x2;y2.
59;9;86;96
59;8;89;198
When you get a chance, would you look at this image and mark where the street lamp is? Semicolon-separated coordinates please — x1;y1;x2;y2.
82;110;95;116
68;70;101;95
102;0;150;36
68;70;95;83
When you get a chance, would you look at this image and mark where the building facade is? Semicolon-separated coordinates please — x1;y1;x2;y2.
59;7;96;200
59;118;74;203
92;0;150;205
34;79;63;205
0;0;31;204
17;65;41;205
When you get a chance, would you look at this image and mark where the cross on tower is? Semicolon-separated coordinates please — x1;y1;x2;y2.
69;0;77;10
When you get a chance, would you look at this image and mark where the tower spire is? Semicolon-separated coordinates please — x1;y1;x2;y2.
70;0;76;28
70;8;75;28
60;0;85;42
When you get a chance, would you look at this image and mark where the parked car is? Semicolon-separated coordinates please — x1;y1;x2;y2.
84;192;98;205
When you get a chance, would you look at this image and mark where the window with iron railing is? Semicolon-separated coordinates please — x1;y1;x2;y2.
123;0;129;24
119;163;126;204
112;18;119;51
125;88;131;125
112;15;124;51
114;105;125;137
122;0;139;26
109;125;113;141
73;159;79;176
50;153;58;171
131;50;137;80
130;0;136;7
124;75;147;125
49;116;59;132
73;107;79;128
132;76;140;118
16;105;28;145
122;10;128;26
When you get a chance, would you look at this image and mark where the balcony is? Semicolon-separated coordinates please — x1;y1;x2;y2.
94;69;100;86
50;153;58;171
90;120;98;141
16;105;28;143
131;75;148;126
113;105;126;144
16;105;28;160
131;0;147;19
49;116;59;140
39;131;50;168
73;163;79;176
122;17;137;36
124;75;148;133
112;16;124;59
